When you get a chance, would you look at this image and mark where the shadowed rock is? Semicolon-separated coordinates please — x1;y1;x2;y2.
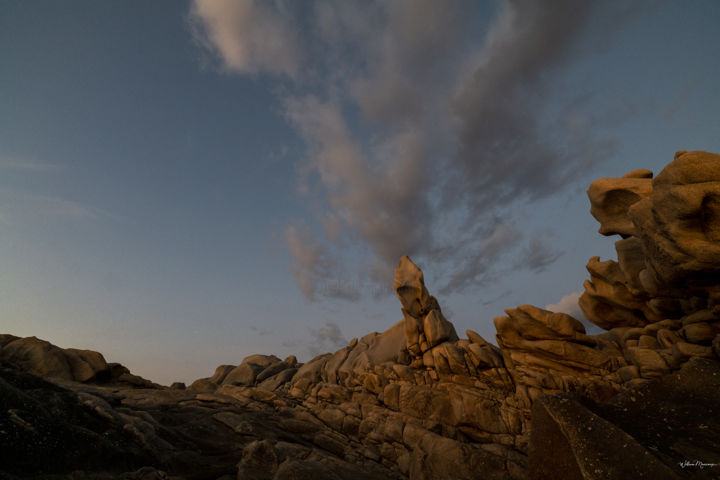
530;358;720;479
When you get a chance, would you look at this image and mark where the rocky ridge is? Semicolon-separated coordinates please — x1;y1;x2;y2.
2;150;720;479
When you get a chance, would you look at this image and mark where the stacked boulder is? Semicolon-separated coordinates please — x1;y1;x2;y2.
0;334;109;382
579;150;720;383
394;256;458;360
494;305;625;406
188;354;299;393
0;333;156;387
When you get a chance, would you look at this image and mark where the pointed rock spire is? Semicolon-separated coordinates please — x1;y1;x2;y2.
393;256;457;356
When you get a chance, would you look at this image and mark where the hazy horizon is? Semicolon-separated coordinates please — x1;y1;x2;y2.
2;0;720;385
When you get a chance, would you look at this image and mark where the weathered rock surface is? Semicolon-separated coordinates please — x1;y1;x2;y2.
587;168;653;237
529;357;720;479
581;150;720;329
2;150;720;479
395;256;458;357
0;366;156;478
0;334;111;382
0;363;400;479
0;334;159;387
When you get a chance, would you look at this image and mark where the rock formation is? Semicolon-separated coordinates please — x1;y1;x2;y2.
0;333;158;387
2;150;720;479
581;150;720;330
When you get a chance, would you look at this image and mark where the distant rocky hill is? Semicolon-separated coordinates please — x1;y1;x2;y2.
2;150;720;479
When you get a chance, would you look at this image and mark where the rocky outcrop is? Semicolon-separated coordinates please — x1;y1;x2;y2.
2;150;720;479
0;334;111;382
188;354;300;393
494;305;625;408
0;363;399;480
0;334;158;387
580;150;720;330
0;366;156;478
394;256;458;358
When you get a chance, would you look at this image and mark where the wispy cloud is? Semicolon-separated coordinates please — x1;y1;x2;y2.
188;0;302;77
0;188;114;222
307;321;347;356
0;155;108;223
480;289;513;306
190;0;636;301
515;236;564;274
0;155;61;172
249;326;273;336
281;320;348;358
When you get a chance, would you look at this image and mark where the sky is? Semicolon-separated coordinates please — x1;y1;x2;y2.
1;0;719;386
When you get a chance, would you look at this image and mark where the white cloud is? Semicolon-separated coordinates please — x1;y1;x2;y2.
546;291;603;334
189;0;301;77
545;291;584;319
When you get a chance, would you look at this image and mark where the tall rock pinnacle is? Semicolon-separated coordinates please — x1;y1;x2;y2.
394;256;458;357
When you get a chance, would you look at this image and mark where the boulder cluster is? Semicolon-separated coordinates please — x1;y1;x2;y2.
581;150;720;373
0;334;159;387
2;150;720;479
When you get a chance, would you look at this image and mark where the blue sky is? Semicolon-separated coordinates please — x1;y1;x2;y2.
2;0;719;385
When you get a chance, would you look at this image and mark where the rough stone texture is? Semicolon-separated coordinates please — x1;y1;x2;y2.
587;169;653;237
0;335;106;381
0;334;158;387
530;358;720;479
582;150;720;331
0;362;401;479
2;150;720;479
394;256;458;357
0;367;156;478
631;151;720;289
209;364;235;384
495;304;625;412
529;394;681;480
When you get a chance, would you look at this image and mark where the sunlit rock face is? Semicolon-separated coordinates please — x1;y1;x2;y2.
581;151;720;375
2;150;720;479
582;150;720;330
587;168;653;238
394;255;458;357
631;151;720;290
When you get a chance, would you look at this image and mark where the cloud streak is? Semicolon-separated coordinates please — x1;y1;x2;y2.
0;188;113;222
190;0;627;300
0;155;61;172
